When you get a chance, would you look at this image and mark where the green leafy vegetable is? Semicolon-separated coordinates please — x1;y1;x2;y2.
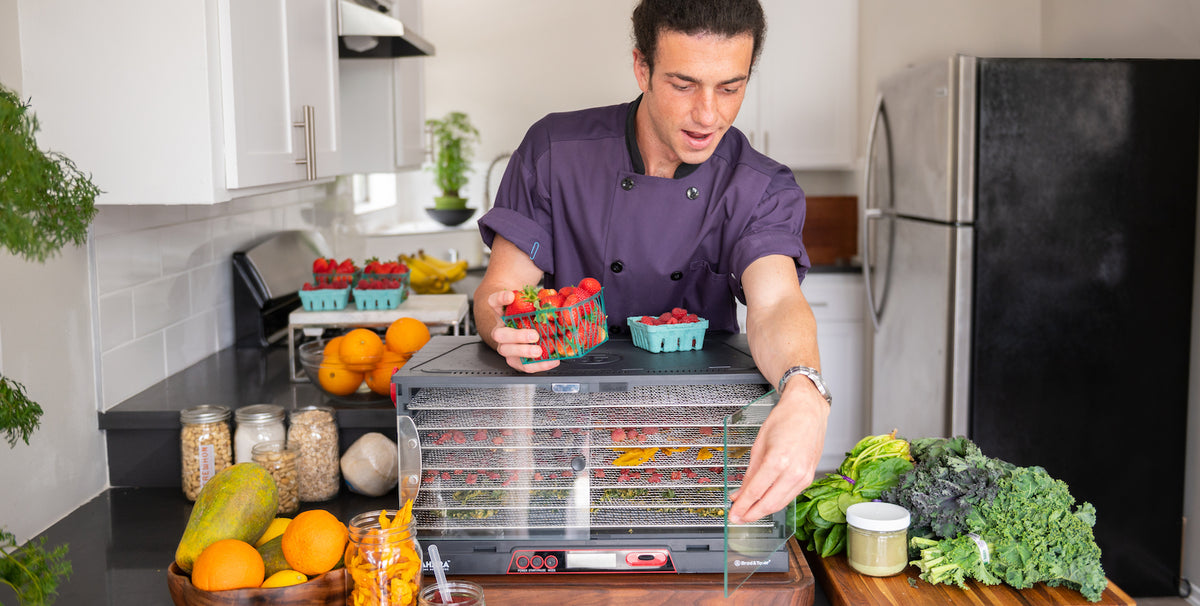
882;436;1014;541
0;529;72;606
0;377;42;449
790;431;913;556
908;466;1106;602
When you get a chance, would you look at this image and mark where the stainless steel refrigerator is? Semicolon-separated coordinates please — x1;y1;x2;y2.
863;55;1197;597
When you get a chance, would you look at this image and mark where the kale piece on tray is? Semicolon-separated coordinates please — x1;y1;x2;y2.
882;436;1014;540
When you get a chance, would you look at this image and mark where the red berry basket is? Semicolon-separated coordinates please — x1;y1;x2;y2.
502;289;608;363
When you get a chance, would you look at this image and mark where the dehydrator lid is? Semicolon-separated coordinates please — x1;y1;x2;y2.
393;334;765;399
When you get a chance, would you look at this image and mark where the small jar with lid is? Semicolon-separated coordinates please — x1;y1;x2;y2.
287;405;340;501
346;510;424;606
845;502;911;577
179;405;232;501
234;404;286;464
251;441;299;515
417;580;485;606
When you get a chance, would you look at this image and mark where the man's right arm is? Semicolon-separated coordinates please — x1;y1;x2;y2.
473;235;560;372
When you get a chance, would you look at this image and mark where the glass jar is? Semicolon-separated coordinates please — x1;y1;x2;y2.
845;502;911;577
234;404;286;464
179;405;232;501
417;580;485;606
251;441;299;515
346;510;423;606
287;405;340;501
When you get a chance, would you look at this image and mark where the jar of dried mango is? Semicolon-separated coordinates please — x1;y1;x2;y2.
346;508;423;606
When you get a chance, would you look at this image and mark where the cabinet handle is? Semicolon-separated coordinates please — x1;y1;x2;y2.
293;105;317;180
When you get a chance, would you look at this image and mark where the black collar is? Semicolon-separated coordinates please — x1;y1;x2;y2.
625;95;700;179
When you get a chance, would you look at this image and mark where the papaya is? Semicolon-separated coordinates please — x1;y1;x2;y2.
256;535;291;578
175;462;278;573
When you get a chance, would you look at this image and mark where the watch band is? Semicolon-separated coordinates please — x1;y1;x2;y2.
777;366;833;405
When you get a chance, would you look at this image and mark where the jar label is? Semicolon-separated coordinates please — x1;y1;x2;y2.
198;444;215;488
967;532;990;563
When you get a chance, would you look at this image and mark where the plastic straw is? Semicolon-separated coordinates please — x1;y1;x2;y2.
427;544;452;603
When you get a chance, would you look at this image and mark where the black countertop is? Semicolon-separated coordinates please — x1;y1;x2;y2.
10;487;832;605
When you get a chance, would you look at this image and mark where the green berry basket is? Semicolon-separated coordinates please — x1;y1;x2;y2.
627;316;709;353
353;270;411;309
502;289;608;363
352;286;408;310
298;287;350;311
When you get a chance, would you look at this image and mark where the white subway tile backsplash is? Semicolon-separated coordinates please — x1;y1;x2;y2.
101;333;166;408
93;183;329;409
95;231;163;294
165;309;217;375
98;291;134;352
132;271;192;339
160;221;214;275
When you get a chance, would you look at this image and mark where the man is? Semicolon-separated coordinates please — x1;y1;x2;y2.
473;0;829;526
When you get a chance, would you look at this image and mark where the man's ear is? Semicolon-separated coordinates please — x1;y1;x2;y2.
633;49;651;93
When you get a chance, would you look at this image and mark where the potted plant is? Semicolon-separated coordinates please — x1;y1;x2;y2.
424;111;480;226
1;84;91;605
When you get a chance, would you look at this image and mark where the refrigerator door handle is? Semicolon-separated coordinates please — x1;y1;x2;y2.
862;92;887;331
862;208;884;331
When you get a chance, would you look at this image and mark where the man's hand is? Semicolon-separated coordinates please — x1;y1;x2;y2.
485;288;560;373
728;383;828;524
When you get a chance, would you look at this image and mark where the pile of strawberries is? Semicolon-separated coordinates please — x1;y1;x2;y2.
502;277;607;360
305;257;358;290
637;307;701;326
356;258;408;290
362;257;408;277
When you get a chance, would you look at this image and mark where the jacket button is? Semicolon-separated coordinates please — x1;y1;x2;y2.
621;178;634;191
610;260;624;273
670;271;683;281
686;186;699;200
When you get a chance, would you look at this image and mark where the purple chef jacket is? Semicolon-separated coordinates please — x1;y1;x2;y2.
478;98;810;333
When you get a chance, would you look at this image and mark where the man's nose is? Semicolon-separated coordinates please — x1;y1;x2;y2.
692;89;717;127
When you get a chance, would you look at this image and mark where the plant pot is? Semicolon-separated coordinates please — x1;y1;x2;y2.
425;207;477;227
433;195;468;210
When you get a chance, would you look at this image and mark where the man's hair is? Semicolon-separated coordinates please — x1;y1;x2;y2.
632;0;766;75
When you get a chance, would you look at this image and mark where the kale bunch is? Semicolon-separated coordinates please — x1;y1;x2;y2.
882;436;1014;540
909;465;1106;602
791;432;913;557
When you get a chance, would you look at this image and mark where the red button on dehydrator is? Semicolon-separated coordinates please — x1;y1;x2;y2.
625;551;667;567
516;556;529;568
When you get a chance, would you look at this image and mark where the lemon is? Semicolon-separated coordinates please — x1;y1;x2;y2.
255;517;292;547
261;569;307;588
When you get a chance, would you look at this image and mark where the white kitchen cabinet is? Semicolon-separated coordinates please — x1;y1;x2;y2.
16;0;341;204
736;272;866;471
735;0;858;169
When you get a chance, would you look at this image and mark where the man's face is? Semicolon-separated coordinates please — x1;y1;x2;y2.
634;30;753;176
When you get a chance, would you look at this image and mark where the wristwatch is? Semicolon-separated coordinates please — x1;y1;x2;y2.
777;366;833;405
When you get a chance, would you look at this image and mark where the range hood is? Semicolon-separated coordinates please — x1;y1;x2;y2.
338;0;435;58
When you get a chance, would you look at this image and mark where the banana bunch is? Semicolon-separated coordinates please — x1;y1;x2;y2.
401;250;469;294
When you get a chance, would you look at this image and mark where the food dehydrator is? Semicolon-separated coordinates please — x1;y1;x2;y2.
392;334;792;587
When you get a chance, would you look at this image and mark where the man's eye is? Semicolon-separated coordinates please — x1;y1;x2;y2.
672;83;691;91
722;87;741;95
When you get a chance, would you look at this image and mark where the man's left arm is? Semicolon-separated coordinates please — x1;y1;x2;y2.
728;254;830;524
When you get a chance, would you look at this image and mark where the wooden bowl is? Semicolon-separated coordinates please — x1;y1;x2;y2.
167;562;348;606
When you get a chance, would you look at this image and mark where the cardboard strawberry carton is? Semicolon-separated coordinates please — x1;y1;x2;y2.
501;278;608;362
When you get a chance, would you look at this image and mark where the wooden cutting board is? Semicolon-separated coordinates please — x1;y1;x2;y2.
805;550;1135;606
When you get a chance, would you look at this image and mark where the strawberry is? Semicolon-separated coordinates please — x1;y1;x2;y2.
558;286;576;297
313;258;330;273
363;257;383;274
336;258;355;274
577;277;601;295
562;292;584;307
504;286;539;317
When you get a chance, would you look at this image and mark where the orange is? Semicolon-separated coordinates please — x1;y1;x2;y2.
365;351;411;396
191;539;265;591
339;328;385;372
281;509;348;576
322;336;344;361
317;362;363;396
385;318;430;354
